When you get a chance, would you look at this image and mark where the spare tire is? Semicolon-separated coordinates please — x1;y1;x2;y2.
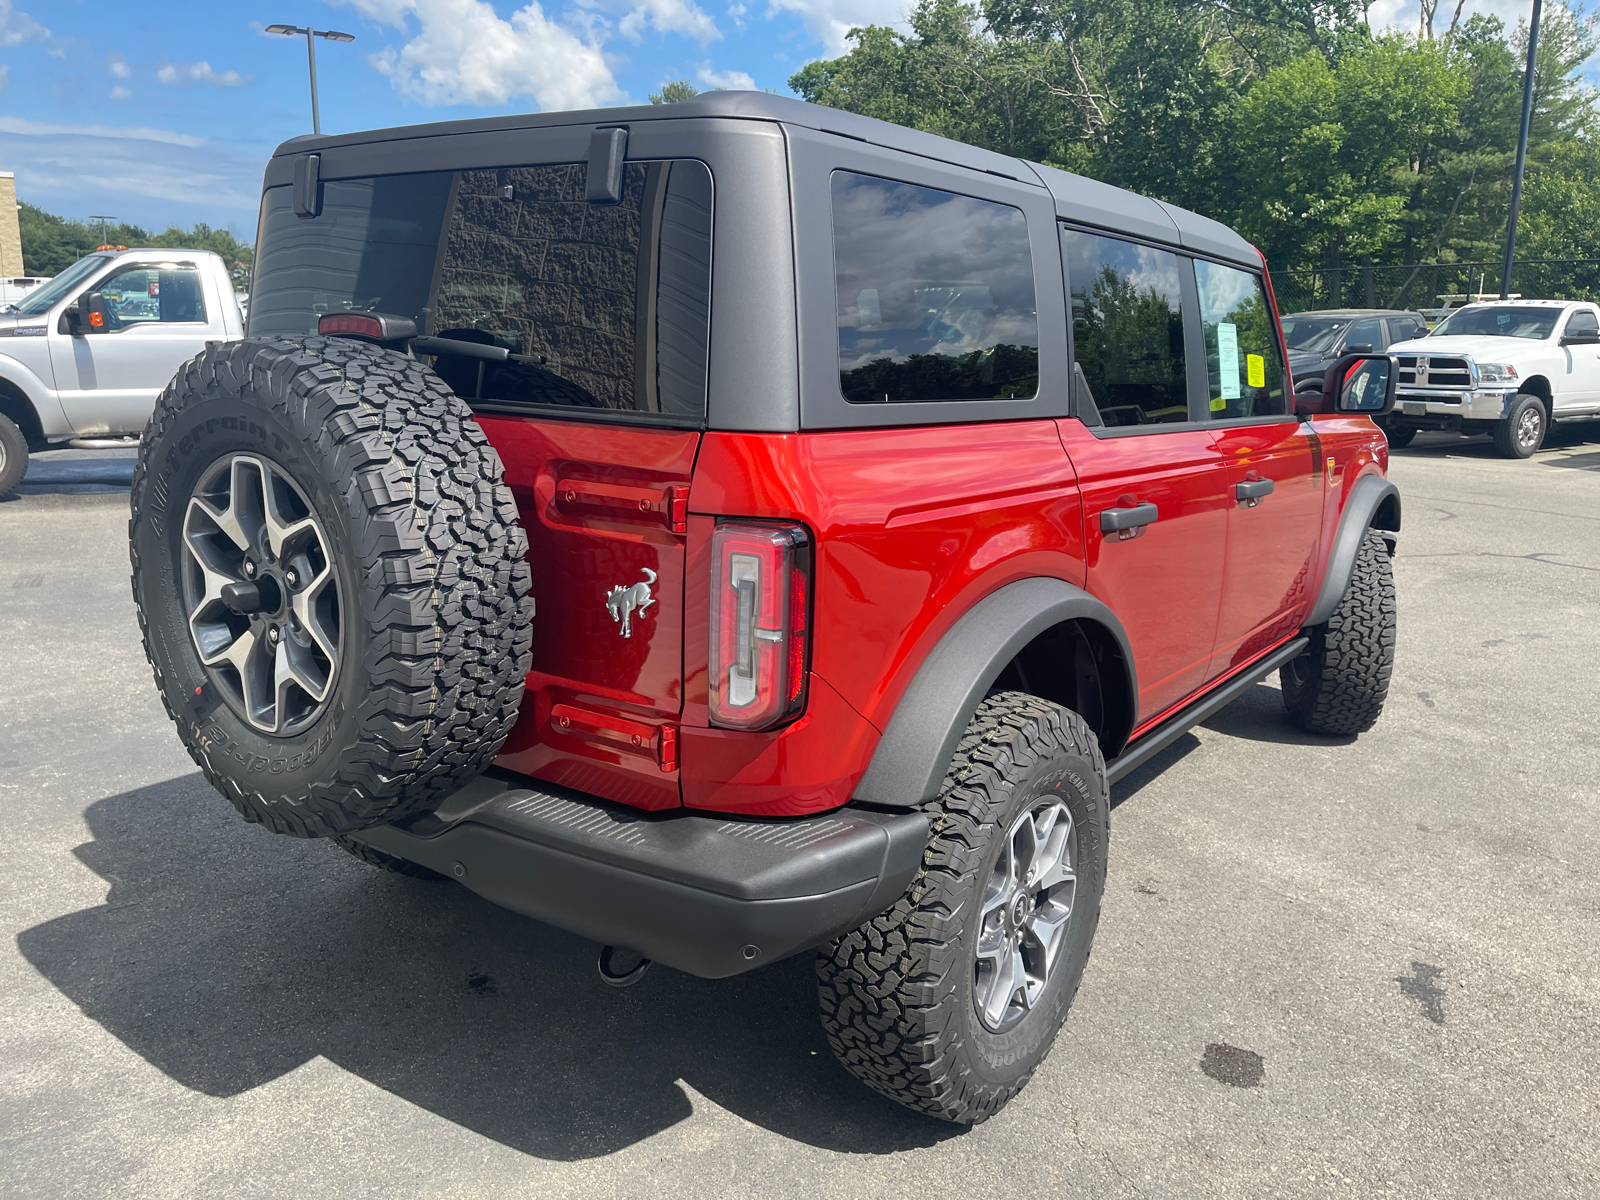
129;337;534;837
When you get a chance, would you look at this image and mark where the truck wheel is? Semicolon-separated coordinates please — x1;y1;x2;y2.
817;692;1108;1124
333;835;447;880
1281;529;1395;735
1492;393;1546;458
1384;423;1416;449
0;412;27;500
129;337;534;838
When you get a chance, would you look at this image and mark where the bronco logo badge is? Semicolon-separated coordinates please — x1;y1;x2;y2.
606;568;656;638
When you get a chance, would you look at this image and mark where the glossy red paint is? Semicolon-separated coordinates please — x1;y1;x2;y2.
1210;421;1321;675
480;414;699;811
1057;420;1231;722
688;422;1085;733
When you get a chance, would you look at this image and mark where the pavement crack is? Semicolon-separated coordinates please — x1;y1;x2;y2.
1071;1112;1151;1198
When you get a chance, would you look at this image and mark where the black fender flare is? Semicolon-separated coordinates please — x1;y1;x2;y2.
1306;473;1401;628
852;578;1136;809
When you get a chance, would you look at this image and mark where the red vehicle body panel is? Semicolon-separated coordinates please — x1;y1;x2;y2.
479;405;1385;818
482;415;698;812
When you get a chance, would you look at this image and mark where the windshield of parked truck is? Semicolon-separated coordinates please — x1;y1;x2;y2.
1280;315;1348;353
13;254;113;315
1431;306;1560;340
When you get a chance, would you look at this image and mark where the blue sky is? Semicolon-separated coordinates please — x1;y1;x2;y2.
0;0;1587;240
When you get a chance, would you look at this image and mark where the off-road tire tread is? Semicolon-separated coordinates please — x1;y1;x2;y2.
333;834;448;879
817;692;1105;1124
1281;528;1395;735
129;336;534;837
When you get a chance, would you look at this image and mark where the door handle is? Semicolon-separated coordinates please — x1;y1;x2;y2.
1236;478;1275;505
1100;502;1158;534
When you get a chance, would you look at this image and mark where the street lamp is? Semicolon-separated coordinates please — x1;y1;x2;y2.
264;24;355;136
1500;0;1542;299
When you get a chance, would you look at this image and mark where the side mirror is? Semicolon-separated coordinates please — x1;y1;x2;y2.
1344;342;1374;354
1560;330;1599;346
1293;378;1329;416
77;291;112;334
1322;354;1396;416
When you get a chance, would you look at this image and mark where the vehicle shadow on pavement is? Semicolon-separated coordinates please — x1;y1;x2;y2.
17;775;959;1161
7;453;137;498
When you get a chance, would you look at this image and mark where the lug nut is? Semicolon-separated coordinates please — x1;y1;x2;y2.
285;569;299;587
243;560;256;578
267;625;280;644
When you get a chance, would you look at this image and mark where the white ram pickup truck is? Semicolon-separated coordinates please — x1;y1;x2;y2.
1383;299;1600;458
0;248;244;497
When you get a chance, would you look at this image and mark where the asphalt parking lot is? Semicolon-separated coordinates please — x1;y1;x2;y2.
2;427;1598;1198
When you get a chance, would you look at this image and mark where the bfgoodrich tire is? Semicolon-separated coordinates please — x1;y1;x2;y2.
817;693;1109;1124
1281;528;1396;735
129;337;534;837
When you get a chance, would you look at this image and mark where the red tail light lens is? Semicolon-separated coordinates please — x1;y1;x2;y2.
708;521;811;730
318;312;385;339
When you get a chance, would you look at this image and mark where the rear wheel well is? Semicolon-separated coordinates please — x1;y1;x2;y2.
0;379;46;451
988;617;1135;759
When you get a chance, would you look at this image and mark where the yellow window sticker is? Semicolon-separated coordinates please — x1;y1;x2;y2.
1247;354;1265;388
1210;397;1226;411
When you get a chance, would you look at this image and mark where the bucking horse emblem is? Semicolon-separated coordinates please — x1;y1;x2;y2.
605;568;657;638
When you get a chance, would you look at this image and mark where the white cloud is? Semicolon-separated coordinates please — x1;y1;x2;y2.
336;0;623;109
0;0;47;47
108;54;130;78
0;117;206;147
727;0;747;27
157;60;252;87
109;85;131;99
765;0;905;55
618;0;721;43
697;63;755;89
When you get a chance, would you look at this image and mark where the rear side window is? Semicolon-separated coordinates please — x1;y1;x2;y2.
1194;260;1286;421
831;172;1038;403
249;159;713;422
1062;229;1188;427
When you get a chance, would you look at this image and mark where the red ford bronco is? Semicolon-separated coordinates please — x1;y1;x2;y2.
129;94;1400;1124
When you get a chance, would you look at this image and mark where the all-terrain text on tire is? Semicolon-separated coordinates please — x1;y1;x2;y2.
129;337;534;837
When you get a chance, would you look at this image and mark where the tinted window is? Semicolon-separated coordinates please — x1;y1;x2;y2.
1281;315;1347;352
249;160;713;421
832;173;1038;403
1566;309;1598;337
1341;317;1383;352
96;265;207;327
1194;260;1286;420
1062;229;1188;427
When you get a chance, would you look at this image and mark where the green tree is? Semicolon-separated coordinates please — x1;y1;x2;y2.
19;203;254;281
649;81;701;104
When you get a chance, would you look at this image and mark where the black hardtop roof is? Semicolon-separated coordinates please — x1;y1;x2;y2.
271;91;1260;267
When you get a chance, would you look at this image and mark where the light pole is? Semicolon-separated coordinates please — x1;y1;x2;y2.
88;215;116;247
1500;0;1542;299
264;24;355;136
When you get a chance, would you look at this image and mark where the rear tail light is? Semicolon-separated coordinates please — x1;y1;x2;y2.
708;521;811;730
317;312;418;341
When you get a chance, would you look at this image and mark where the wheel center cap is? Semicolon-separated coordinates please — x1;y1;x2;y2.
1012;894;1030;927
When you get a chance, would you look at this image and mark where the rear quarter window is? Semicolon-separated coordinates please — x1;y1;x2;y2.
831;172;1038;403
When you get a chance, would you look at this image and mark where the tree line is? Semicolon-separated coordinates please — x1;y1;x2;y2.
18;203;254;282
789;0;1600;298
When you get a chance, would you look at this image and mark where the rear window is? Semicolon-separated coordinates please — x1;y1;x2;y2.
831;172;1038;404
249;160;713;422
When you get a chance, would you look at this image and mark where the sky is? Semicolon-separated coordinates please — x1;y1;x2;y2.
0;0;1588;241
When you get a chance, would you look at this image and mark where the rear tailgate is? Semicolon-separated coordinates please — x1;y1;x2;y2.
487;417;697;810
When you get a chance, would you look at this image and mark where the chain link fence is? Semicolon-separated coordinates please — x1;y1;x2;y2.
1275;259;1600;319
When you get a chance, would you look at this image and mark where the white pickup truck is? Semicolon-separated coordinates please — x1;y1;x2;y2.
0;248;244;497
1384;299;1600;458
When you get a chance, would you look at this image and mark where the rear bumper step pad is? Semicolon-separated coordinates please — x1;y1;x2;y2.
350;773;928;979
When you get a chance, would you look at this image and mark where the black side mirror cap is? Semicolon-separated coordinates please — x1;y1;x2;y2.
77;291;111;334
1344;342;1375;354
1560;331;1599;346
1322;353;1397;416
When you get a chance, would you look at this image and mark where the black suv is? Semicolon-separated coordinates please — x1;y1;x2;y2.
1284;309;1429;391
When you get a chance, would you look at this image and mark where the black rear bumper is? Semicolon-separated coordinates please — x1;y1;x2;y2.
349;772;929;979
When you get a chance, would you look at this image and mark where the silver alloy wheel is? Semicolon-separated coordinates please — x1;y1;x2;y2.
1516;404;1543;452
973;799;1078;1033
182;453;342;735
